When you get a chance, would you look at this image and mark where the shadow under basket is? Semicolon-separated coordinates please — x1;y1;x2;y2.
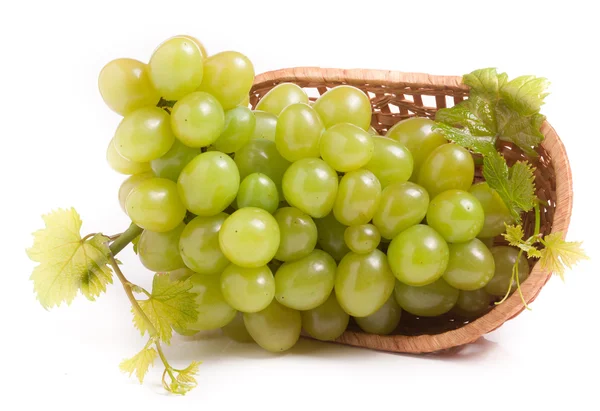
250;68;573;354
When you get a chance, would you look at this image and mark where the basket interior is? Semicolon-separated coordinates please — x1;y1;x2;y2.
250;75;557;336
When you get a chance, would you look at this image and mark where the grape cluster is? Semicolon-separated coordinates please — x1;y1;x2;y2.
100;35;529;353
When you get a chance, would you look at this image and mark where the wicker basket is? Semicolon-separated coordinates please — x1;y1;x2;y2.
250;67;573;354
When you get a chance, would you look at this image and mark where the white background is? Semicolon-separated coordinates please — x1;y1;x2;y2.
1;0;598;409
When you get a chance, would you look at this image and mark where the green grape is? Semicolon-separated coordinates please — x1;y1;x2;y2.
219;207;280;268
173;326;198;337
148;36;204;100
239;94;250;107
372;182;429;240
98;58;160;116
335;249;395;317
274;249;336;310
301;293;349;341
367;125;379;135
417;144;475;197
426;189;484;243
174;34;208;59
273;207;318;262
319;123;374;172
275;103;324;162
199;51;255;110
282;158;338;218
364;136;413;187
234;138;290;197
114;107;175;162
485;246;530;296
178;151;240;216
171;91;225;148
469;182;514;238
344;224;380;254
251;111;277;141
107;138;151;175
186;272;237;331
137;224;186;272
454;289;492;317
313;85;372;130
386;117;447;178
314;213;350;261
118;172;154;213
213;106;256;153
179;213;230;275
236;173;279;213
222;311;253;342
150;139;201;181
355;296;402;335
387;224;449;286
443;238;495;290
126;178;186;232
333;169;381;226
220;264;275;313
394;278;459;317
243;300;301;352
256;83;309;116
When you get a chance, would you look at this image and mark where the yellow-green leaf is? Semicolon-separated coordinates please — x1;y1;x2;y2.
500;75;550;116
540;233;589;281
132;274;198;344
26;208;113;309
167;361;201;395
119;346;158;384
502;224;541;258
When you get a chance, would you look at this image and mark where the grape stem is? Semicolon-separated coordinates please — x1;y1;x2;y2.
109;223;143;255
108;252;179;390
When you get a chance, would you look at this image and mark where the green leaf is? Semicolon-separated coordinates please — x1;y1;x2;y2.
132;274;198;344
500;75;550;116
432;123;496;154
438;68;549;157
435;98;495;136
502;224;541;258
166;361;202;395
482;153;536;222
539;233;589;281
119;346;158;384
463;68;508;100
26;208;113;309
507;161;537;212
496;102;545;156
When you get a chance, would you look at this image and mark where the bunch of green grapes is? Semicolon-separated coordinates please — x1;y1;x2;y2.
99;36;525;353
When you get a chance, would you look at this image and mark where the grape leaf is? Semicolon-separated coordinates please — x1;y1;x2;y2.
132;274;198;344
26;208;113;309
500;75;550;116
120;346;158;384
496;103;545;156
436;68;549;156
435;98;496;137
166;361;202;395
482;153;536;222
539;233;589;281
502;224;541;258
463;68;508;100
431;123;496;153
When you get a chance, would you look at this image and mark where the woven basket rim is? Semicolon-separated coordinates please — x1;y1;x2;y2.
252;67;574;353
254;67;470;92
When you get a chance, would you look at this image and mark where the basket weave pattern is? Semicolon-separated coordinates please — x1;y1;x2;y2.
251;68;573;353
